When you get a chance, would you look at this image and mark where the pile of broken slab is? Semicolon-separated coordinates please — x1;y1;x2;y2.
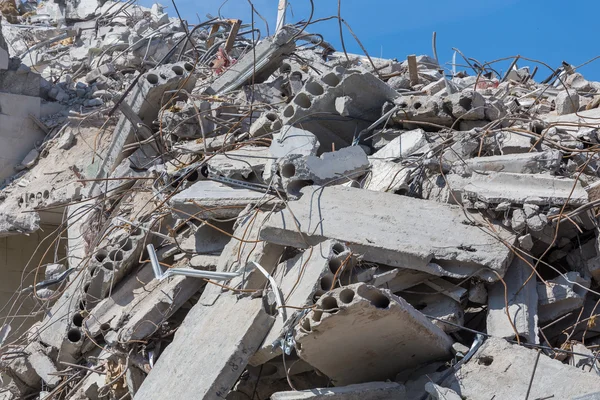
2;2;600;400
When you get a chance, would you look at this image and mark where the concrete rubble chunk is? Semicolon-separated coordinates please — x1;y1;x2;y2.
372;128;428;160
270;382;407;399
487;257;539;343
453;337;600;399
456;150;562;175
261;185;516;282
295;283;453;385
537;272;590;323
556;90;580;115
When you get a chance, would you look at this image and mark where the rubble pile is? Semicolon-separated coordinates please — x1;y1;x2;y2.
1;1;600;399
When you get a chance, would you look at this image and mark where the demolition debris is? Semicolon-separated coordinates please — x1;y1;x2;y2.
0;1;600;399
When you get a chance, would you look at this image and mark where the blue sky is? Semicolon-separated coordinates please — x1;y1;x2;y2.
141;0;600;81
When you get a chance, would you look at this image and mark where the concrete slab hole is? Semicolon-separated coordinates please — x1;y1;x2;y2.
331;243;345;255
306;81;324;96
329;258;342;274
320;276;333;291
94;249;108;262
286;180;313;195
362;289;390;309
294;93;312;109
102;261;114;271
67;329;82;343
283;105;295;118
312;309;323;322
339;288;355;304
321;73;341;87
281;163;296;178
321;296;339;312
184;62;194;72
280;63;291;73
108;249;124;262
72;313;84;327
119;238;133;252
146;73;159;84
301;318;311;332
172;65;184;75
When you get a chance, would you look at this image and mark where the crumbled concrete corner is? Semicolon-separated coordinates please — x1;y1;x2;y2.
0;2;599;400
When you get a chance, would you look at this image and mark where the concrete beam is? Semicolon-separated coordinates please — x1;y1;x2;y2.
462;172;588;206
133;294;274;400
487;257;539;343
260;185;515;282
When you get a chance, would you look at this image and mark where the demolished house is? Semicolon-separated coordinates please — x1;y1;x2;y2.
1;0;600;399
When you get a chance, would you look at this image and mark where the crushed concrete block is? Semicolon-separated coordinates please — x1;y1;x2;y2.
526;213;548;231
454;337;600;399
462;172;588;206
261;185;516;282
518;234;534;251
26;342;60;387
444;89;486;120
19;148;38;169
363;160;411;193
295;283;453;386
133;294;274;400
393;95;454;127
371;128;428;160
85;63;115;83
401;291;464;333
169;180;282;220
487;257;538;343
264;126;320;181
278;146;369;196
556;90;580;115
468;282;487;304
498;130;534;153
207;147;269;180
425;382;462;400
270;382;407;399
57;129;75;150
538;272;590;323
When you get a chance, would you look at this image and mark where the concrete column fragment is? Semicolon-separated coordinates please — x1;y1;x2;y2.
486;257;539;343
294;283;453;386
270;382;407;399
133;294;274;400
260;185;515;282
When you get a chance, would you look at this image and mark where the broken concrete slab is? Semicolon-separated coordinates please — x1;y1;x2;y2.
295;283;453;386
207;147;270;180
487;257;539;343
371;128;428;160
270;382;407;399
133;294;274;400
169;180;282;220
455;150;561;175
453;337;600;399
260;185;516;282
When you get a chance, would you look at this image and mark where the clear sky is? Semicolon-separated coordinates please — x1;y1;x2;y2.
141;0;600;82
